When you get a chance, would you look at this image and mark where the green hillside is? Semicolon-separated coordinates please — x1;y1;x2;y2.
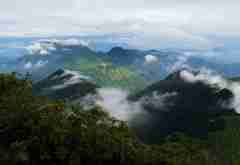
2;73;240;164
209;115;240;165
64;56;146;91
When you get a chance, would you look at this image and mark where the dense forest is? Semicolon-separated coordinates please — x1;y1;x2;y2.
0;73;240;165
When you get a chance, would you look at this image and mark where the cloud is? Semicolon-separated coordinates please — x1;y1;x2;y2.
24;62;33;69
51;70;91;90
144;54;159;64
179;69;240;113
96;88;178;123
39;38;91;47
26;38;91;55
96;88;145;122
1;0;240;49
23;60;48;69
168;56;191;72
35;60;49;68
58;38;86;46
180;69;225;85
26;42;55;55
140;91;178;111
166;51;198;72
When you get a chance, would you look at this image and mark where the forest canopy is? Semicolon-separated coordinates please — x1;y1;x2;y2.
0;73;240;165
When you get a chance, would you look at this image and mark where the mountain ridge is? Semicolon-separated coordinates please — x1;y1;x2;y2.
33;69;98;101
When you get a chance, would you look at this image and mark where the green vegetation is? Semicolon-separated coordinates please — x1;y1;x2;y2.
1;73;240;165
209;115;240;165
64;56;146;92
32;69;98;101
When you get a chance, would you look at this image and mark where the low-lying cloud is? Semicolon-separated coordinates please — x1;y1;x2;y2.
24;60;48;69
96;88;178;123
144;54;159;64
180;69;240;113
96;88;144;122
26;38;91;55
140;92;178;111
51;70;91;90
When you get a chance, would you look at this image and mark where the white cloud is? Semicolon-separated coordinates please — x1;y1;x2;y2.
39;38;90;47
1;0;240;49
179;69;240;113
51;70;90;90
26;42;54;55
96;88;179;123
26;38;91;55
144;54;158;64
96;88;145;122
57;38;86;46
168;56;190;72
166;51;198;72
35;60;48;68
140;91;178;111
24;62;33;69
23;60;48;69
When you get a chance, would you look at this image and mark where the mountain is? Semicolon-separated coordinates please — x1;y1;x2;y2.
33;69;98;102
2;69;240;164
16;41;146;91
107;47;143;65
60;46;146;91
107;47;171;81
64;61;146;91
107;47;240;81
14;40;240;91
16;41;102;80
129;70;236;144
2;71;232;165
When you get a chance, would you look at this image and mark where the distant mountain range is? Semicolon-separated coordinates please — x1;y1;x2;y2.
2;39;239;91
15;41;146;91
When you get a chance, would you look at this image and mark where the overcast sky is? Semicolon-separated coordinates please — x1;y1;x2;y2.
1;0;240;49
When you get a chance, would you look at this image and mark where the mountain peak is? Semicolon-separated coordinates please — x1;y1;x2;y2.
47;69;91;83
108;46;126;54
33;69;97;101
50;68;65;77
165;69;195;81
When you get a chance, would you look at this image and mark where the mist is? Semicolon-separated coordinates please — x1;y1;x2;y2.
96;88;145;122
96;88;179;125
180;69;240;113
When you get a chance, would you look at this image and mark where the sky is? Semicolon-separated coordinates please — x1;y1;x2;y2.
1;0;240;49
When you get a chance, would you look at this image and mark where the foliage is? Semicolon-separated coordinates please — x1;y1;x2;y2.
64;56;146;92
0;73;155;165
1;73;240;165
